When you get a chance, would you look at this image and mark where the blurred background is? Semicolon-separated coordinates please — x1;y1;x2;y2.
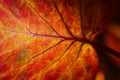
112;0;120;24
97;0;120;80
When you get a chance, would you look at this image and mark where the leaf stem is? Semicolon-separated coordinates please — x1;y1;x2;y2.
74;37;120;58
2;28;120;58
89;41;120;58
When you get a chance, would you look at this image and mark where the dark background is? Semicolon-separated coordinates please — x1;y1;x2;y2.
112;0;120;24
97;0;120;80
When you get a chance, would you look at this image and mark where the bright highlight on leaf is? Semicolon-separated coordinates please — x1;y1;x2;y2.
0;0;111;80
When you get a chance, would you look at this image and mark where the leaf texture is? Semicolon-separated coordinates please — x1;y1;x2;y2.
0;0;110;80
79;0;111;40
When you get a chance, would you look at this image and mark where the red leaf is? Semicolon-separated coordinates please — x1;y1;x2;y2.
0;0;110;80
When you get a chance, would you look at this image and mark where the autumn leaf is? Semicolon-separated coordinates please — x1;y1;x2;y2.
79;0;111;40
0;0;111;80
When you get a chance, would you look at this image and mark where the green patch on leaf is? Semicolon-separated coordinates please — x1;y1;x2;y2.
19;72;27;80
16;49;30;62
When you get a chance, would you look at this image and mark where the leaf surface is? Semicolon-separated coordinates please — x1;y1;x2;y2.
0;0;109;80
79;0;111;40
